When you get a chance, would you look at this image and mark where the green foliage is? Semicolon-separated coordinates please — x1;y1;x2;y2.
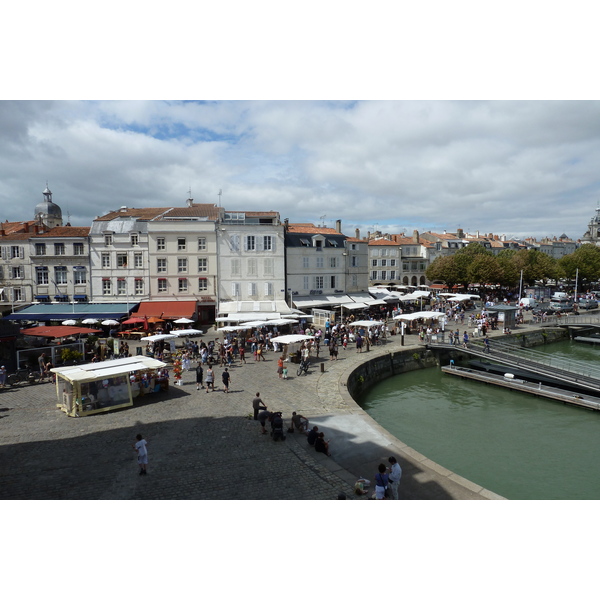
60;348;83;364
559;244;600;284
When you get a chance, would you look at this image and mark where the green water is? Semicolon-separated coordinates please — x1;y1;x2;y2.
358;340;600;499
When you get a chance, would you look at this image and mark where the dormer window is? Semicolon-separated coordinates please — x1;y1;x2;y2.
300;238;310;247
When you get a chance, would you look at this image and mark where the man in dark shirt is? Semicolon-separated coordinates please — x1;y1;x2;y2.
307;426;319;446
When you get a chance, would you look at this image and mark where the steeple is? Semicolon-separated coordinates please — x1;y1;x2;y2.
34;182;63;228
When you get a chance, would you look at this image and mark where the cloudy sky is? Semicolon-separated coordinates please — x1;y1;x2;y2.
2;100;600;241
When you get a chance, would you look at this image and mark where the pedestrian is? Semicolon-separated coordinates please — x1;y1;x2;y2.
133;433;148;476
195;363;204;390
38;353;46;379
462;331;469;348
222;367;231;393
356;334;363;353
387;456;402;500
277;355;284;378
252;392;267;420
374;463;389;500
239;345;246;364
258;409;272;434
0;365;6;387
205;366;214;392
282;364;288;380
314;432;331;456
307;426;319;446
483;335;491;353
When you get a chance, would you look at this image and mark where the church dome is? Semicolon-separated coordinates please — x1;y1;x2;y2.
34;184;63;226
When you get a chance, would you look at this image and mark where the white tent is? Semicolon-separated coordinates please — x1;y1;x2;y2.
393;311;445;321
270;334;315;344
350;320;385;327
144;334;177;342
171;329;203;336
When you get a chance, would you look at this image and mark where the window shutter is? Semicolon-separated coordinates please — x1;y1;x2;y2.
19;246;24;259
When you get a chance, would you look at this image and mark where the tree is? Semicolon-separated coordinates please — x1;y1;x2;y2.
467;254;503;288
559;244;600;286
453;243;494;290
426;255;460;290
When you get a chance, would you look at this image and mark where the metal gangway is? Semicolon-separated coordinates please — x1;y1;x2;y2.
429;335;600;395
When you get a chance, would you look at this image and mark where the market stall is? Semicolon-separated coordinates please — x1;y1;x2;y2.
51;356;168;417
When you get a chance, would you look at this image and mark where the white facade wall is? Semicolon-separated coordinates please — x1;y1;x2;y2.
217;218;285;309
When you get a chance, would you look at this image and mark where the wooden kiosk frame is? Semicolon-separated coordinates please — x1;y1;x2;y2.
51;356;168;417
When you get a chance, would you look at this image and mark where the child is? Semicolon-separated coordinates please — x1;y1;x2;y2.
133;433;148;476
282;365;288;380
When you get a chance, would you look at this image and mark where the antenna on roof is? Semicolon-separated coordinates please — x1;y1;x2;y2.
320;214;326;227
218;189;222;207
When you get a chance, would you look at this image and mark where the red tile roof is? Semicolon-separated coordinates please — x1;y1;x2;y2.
34;226;90;238
131;300;197;319
288;224;342;235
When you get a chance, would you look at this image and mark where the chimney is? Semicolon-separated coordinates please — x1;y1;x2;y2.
355;228;360;239
186;197;193;208
23;222;29;233
284;218;289;230
413;229;419;243
335;219;341;233
457;228;464;238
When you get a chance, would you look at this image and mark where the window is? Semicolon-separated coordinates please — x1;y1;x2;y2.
315;240;323;251
157;258;167;273
351;256;358;267
198;237;206;251
316;257;324;268
303;257;310;269
330;275;336;288
328;239;338;247
247;258;257;276
263;258;274;276
381;271;387;280
229;235;240;252
134;253;143;268
246;235;256;251
352;274;358;287
104;234;112;246
35;243;46;256
303;276;309;290
248;282;257;296
117;279;127;295
157;237;165;251
381;248;388;256
329;257;337;268
10;246;23;258
11;266;23;279
264;282;273;296
74;243;84;256
178;258;188;273
231;259;241;276
371;271;378;280
390;259;396;266
381;259;387;267
231;282;240;297
402;262;409;271
102;279;112;295
117;253;128;268
135;279;144;295
389;270;396;280
178;278;188;293
102;253;110;268
198;278;208;291
177;238;186;251
314;276;324;289
12;287;22;302
198;258;208;272
130;233;139;246
351;244;357;250
55;266;68;284
262;236;272;251
158;279;167;293
372;259;378;267
300;238;310;247
74;268;87;284
36;267;49;285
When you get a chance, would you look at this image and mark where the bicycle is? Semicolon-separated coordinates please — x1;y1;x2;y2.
296;359;310;376
7;368;41;386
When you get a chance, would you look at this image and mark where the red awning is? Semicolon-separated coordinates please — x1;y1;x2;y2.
130;301;197;320
20;326;103;338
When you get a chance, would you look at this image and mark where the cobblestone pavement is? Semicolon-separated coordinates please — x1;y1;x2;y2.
0;316;539;500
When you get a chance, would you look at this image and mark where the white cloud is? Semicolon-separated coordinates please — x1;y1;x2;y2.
1;100;600;240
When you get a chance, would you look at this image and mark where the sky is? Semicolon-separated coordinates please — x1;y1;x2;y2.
3;99;600;242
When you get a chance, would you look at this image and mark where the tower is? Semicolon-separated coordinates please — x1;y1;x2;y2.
34;184;63;229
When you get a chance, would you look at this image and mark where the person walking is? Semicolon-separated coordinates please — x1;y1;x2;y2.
133;433;148;476
221;367;231;393
195;363;204;390
277;355;284;378
374;463;389;500
205;366;215;392
252;392;267;419
387;456;402;500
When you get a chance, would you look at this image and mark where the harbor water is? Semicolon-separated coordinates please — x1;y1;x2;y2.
357;340;600;499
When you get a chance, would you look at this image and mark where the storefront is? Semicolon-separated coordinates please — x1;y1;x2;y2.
51;356;168;417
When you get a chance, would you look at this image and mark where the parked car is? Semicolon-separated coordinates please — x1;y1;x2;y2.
518;298;539;309
551;292;570;302
546;302;575;314
577;298;599;310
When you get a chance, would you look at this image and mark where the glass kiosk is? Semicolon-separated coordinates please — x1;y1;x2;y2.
51;356;169;417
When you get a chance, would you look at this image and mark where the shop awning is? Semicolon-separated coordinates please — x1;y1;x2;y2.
74;295;88;300
4;302;136;322
130;300;197;320
20;325;103;338
293;294;353;309
34;295;50;301
51;356;167;384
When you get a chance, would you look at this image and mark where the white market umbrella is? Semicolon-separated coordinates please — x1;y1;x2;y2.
267;318;299;325
62;319;77;326
350;320;385;328
171;329;203;336
270;334;315;344
101;319;120;326
82;318;99;325
218;325;253;332
174;317;194;324
144;334;177;342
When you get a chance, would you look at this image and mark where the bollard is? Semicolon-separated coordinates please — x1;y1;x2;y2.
401;334;404;346
321;362;325;373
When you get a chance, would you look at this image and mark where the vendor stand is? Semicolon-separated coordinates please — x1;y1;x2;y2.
51;356;168;417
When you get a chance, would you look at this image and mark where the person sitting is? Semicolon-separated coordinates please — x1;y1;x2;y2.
291;411;309;434
307;426;319;446
314;432;331;456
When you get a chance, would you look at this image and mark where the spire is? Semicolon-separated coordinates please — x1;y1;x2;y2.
43;182;53;203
